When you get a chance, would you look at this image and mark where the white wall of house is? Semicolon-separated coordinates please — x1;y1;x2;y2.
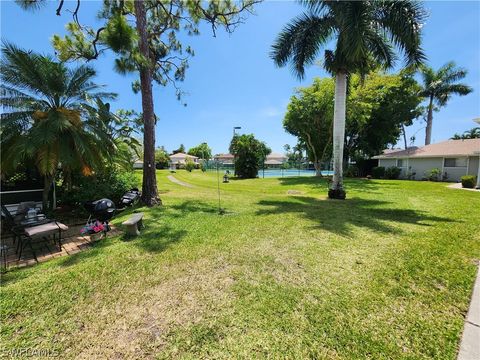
378;159;396;168
378;156;479;181
468;156;479;179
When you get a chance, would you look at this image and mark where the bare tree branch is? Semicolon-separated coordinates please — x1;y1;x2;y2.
55;0;64;16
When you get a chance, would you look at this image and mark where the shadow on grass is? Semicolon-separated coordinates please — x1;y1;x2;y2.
52;201;216;266
256;196;455;236
278;176;397;193
127;200;218;253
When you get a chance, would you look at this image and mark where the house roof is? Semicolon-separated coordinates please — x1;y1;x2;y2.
169;152;198;159
373;139;480;159
214;153;234;159
265;159;284;165
266;152;287;159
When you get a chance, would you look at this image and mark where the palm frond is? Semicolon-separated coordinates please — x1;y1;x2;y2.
375;0;427;67
14;0;47;11
270;13;335;79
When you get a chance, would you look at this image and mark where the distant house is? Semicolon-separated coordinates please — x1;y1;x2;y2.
265;152;288;167
133;161;143;169
214;153;234;165
169;153;199;166
373;139;480;182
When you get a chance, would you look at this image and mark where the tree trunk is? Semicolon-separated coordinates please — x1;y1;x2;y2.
134;0;161;206
42;174;52;213
424;95;434;145
328;70;347;199
402;123;408;150
313;161;322;177
304;132;322;177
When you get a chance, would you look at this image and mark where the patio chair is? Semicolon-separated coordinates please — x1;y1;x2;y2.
1;204;68;262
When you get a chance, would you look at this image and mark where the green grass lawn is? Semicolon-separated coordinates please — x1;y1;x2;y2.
1;170;479;359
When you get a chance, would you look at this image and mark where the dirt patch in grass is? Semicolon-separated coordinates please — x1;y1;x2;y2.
72;258;235;359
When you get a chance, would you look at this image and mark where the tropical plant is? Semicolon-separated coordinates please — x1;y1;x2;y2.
229;134;271;178
271;0;426;199
16;0;259;207
0;43;115;211
58;166;138;206
419;62;473;145
451;127;480;140
83;99;143;171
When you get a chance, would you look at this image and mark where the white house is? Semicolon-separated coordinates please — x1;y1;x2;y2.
373;139;480;182
214;153;234;165
169;153;199;166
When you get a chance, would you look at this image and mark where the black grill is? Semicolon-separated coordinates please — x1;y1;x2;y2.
83;198;116;222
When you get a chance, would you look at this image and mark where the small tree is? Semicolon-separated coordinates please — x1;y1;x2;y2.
284;78;334;176
229;134;270;178
154;147;170;169
185;160;195;172
172;144;186;155
188;143;212;160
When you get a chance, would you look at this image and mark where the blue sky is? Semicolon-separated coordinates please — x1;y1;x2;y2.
1;0;479;154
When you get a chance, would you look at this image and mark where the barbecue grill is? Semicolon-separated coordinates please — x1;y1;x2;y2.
119;188;141;208
82;198;116;236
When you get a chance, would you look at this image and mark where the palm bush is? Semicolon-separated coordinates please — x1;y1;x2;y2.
0;43;116;210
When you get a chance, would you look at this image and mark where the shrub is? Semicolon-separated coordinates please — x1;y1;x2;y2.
372;166;385;179
345;165;359;178
426;168;441;181
58;169;138;206
461;175;477;188
185;160;195;172
384;166;401;179
230;134;270;179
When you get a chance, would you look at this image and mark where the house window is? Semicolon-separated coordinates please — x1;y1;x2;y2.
444;157;467;167
396;159;404;167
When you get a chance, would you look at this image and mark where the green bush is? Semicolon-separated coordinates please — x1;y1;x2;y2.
185;161;195;172
384;166;401;179
426;168;441;181
372;166;385;179
345;165;359;178
58;169;138;205
461;175;477;188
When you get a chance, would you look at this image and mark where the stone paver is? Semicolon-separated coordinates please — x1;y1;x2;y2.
1;224;121;270
458;265;480;360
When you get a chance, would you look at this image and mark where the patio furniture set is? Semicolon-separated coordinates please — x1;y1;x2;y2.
1;202;69;268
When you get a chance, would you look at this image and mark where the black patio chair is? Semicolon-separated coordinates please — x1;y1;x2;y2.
1;204;68;262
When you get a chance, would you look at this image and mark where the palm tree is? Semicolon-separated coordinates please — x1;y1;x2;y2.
271;0;426;199
419;62;473;145
0;43;116;211
451;127;480;140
